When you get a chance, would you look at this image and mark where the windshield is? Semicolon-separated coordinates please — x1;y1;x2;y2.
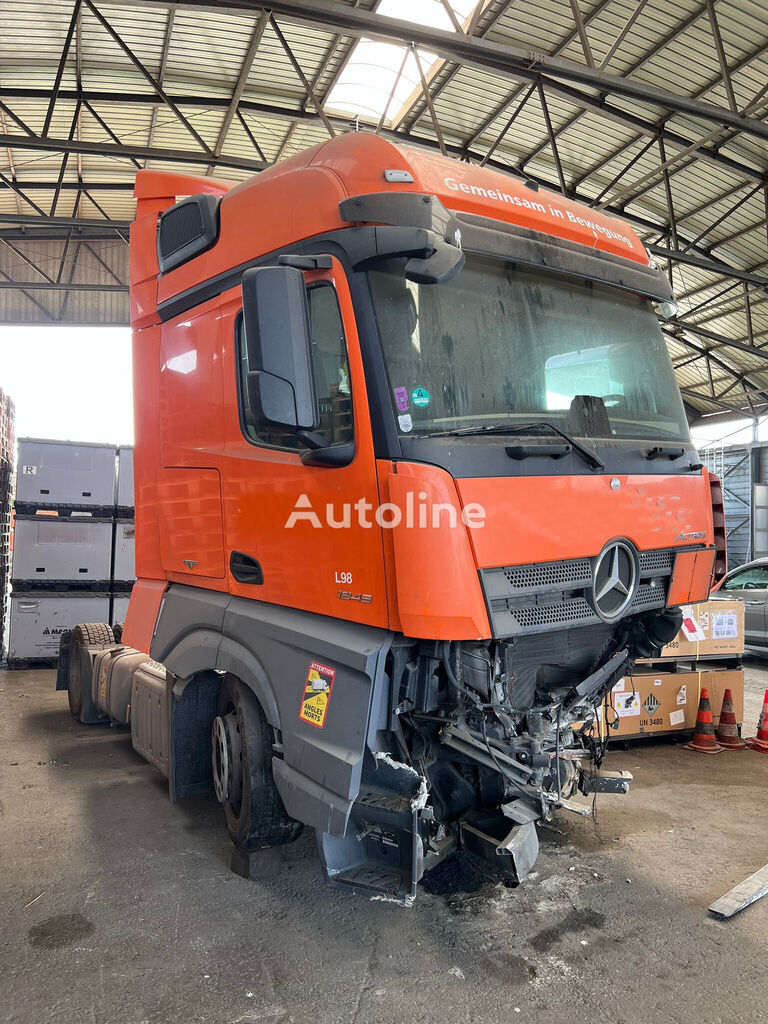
367;255;690;443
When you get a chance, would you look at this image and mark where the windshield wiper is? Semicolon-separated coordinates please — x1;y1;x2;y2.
422;420;606;471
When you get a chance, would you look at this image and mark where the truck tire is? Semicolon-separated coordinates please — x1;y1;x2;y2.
213;676;303;851
67;623;115;723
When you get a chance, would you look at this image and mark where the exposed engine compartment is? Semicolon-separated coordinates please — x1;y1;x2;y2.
335;605;684;902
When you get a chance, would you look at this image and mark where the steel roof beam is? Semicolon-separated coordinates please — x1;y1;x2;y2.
50;102;82;217
571;37;768;191
537;83;567;195
42;0;81;137
0;266;57;319
400;0;535;134
663;329;768;404
0;228;126;241
670;321;768;360
0;281;127;292
567;0;595;67
208;11;270;171
0;212;131;229
598;0;652;71
7;181;135;190
475;0;684;155
678;387;748;415
145;7;176;164
0;131;266;173
96;0;768;143
707;215;767;254
412;44;447;156
479;82;536;167
3;82;763;187
269;15;336;138
83;0;215;156
645;244;768;288
236;109;267;162
0;238;56;285
705;0;737;114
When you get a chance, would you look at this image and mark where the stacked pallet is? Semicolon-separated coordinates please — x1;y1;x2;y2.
8;440;135;668
600;599;745;742
0;389;15;659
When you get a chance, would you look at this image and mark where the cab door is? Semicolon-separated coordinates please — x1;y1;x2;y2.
157;297;226;589
219;257;389;627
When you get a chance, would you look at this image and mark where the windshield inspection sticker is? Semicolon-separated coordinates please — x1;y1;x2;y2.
398;413;413;433
298;661;336;729
393;386;410;412
411;387;431;408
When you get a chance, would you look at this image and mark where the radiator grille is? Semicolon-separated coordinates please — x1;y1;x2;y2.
481;546;685;638
638;550;674;574
503;559;592;592
508;598;596;629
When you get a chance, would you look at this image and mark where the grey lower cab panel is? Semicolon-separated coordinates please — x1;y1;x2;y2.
131;660;171;777
150;584;393;836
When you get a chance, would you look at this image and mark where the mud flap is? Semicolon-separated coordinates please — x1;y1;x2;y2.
315;753;427;905
459;817;540;884
55;630;72;691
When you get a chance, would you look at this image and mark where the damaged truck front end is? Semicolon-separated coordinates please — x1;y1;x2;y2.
317;597;683;904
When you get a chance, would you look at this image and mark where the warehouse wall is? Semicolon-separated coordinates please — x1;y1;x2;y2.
700;442;768;569
0;238;128;325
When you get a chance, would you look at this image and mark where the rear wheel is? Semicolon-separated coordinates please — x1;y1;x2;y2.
212;676;303;851
67;623;115;722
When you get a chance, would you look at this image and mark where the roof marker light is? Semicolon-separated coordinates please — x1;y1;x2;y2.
384;169;414;183
655;300;679;320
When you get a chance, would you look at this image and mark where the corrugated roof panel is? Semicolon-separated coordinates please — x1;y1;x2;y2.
0;0;766;416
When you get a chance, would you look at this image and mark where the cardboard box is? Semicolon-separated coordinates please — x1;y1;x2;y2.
641;599;744;661
592;668;744;740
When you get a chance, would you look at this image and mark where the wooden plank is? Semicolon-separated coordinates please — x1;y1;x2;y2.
708;864;768;919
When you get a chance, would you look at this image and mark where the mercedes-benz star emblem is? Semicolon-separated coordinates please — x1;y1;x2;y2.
592;541;637;621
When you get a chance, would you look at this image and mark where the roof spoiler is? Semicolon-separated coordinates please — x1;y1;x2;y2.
133;169;233;220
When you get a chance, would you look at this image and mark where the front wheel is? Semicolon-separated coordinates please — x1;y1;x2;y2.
212;676;303;851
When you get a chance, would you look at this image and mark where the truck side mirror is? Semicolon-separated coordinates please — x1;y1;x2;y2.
241;265;318;431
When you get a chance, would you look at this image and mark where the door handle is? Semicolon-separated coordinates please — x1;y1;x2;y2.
229;551;264;585
746;600;763;606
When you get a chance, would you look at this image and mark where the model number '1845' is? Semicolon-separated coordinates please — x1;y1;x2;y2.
338;591;373;604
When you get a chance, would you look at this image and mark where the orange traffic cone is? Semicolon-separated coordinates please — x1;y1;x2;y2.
684;688;724;754
746;688;768;754
715;688;746;750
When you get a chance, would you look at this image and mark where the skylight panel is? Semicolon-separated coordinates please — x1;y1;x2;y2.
325;0;480;126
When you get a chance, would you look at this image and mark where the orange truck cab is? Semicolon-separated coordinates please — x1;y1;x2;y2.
58;133;723;904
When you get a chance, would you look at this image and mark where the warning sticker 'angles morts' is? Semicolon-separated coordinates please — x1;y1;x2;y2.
298;661;336;729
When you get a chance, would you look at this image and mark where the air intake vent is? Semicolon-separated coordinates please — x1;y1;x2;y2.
157;193;221;273
481;545;682;638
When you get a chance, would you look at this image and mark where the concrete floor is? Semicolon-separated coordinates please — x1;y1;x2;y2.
2;663;768;1024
